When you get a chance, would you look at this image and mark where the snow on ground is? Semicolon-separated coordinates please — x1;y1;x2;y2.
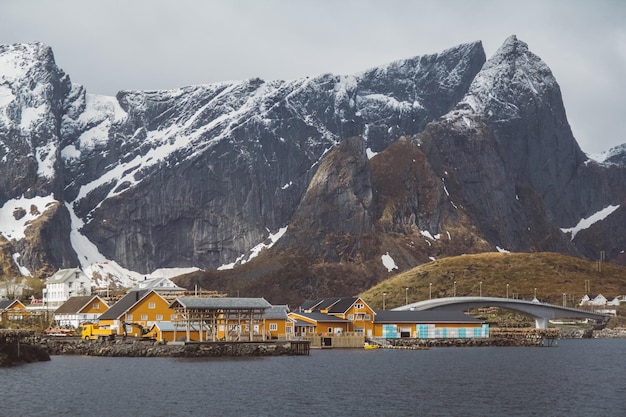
496;246;510;253
381;252;398;272
561;205;620;239
0;195;57;240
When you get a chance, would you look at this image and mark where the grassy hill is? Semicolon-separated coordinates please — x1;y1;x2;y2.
360;252;626;311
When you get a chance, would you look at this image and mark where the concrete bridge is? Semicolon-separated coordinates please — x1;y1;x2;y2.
392;297;611;329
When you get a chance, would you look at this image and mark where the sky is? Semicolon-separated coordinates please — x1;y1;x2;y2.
1;0;625;155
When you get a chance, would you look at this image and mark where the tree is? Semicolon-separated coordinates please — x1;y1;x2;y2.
0;275;23;299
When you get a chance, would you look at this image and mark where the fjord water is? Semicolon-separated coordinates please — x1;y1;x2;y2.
2;339;624;417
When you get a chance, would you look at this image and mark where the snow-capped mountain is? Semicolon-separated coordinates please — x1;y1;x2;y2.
0;37;625;300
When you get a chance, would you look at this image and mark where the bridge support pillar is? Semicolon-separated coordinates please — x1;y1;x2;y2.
535;318;548;329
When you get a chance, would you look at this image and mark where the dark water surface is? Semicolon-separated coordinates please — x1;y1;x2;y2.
1;339;625;416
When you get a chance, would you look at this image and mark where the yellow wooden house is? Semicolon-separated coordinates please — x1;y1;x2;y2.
288;311;351;336
98;289;176;336
0;299;27;322
264;305;294;339
297;297;377;336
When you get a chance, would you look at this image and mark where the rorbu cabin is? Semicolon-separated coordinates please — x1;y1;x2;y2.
296;297;377;336
97;289;175;335
0;299;27;322
288;311;351;336
264;305;294;339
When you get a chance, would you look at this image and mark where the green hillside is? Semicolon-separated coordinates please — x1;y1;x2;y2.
360;252;626;311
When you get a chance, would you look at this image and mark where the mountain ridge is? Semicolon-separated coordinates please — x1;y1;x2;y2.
0;37;624;301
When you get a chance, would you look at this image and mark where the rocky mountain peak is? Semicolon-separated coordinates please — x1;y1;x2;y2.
462;35;558;120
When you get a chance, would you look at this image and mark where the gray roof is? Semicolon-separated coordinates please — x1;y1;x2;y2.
170;297;272;310
264;305;290;320
98;290;152;320
46;268;83;283
374;310;484;324
327;297;360;313
0;299;23;310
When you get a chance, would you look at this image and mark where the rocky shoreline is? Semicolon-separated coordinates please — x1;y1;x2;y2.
3;328;626;366
31;337;301;358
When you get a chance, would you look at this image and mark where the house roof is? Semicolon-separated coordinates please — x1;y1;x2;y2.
98;290;154;320
132;277;187;292
169;297;272;310
54;295;103;314
300;297;359;313
289;311;351;323
265;305;290;320
46;268;84;283
327;297;359;313
0;299;24;310
374;311;484;324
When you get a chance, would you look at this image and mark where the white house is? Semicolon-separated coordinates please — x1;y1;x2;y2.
606;296;621;307
44;268;93;308
579;294;608;307
53;295;109;327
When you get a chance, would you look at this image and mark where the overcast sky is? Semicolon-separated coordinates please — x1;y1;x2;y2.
1;0;624;155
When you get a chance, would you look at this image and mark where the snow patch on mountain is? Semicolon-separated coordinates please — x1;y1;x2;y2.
65;202;141;288
381;252;398;272
217;226;288;270
0;195;57;240
561;205;620;239
588;143;626;165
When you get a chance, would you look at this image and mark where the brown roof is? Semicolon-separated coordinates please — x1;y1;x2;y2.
54;295;105;314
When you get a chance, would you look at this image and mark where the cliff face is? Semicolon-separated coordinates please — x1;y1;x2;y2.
0;37;624;301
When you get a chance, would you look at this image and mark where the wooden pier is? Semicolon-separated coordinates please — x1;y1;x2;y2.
289;340;311;355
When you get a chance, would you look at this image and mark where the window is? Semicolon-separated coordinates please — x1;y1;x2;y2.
93;303;99;309
364;314;371;321
348;314;354;320
286;326;293;333
269;323;278;331
141;314;148;321
126;314;133;321
148;302;156;309
170;314;178;320
355;303;364;309
327;327;332;333
156;314;163;321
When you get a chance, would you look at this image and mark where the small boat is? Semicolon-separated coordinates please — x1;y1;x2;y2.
363;342;379;349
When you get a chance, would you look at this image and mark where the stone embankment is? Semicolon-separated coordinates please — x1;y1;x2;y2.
380;336;547;348
32;337;301;358
556;327;626;339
